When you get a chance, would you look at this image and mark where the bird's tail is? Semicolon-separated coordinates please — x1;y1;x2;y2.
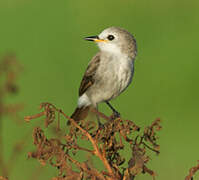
67;106;90;125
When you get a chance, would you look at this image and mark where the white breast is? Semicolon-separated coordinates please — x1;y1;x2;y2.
90;53;134;103
112;55;134;96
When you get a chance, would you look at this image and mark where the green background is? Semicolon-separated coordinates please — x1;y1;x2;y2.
0;0;199;179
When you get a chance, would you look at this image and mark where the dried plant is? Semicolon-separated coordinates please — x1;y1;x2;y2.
185;161;199;180
0;176;8;180
0;54;24;179
25;102;161;180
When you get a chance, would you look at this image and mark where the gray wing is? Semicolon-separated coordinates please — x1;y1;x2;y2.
79;52;101;96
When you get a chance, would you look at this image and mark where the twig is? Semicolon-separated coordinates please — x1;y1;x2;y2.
66;154;106;180
185;161;199;180
141;142;160;154
24;111;45;122
60;110;118;180
70;144;94;154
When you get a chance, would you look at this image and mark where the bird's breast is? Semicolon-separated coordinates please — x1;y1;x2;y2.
112;55;134;96
91;53;134;101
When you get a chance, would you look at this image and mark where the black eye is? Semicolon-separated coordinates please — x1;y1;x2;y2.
107;35;115;41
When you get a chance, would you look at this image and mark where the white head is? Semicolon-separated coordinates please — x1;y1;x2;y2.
85;27;137;59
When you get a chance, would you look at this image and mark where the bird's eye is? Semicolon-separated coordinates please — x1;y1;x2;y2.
107;35;115;41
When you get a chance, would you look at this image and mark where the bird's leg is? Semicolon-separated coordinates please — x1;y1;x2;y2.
105;101;120;119
95;105;104;129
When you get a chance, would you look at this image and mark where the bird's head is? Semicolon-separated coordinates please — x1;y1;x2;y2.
84;27;137;58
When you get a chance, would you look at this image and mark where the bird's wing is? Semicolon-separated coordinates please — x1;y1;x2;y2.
79;52;101;96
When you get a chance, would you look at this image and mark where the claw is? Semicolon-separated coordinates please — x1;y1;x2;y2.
113;111;120;118
98;121;104;130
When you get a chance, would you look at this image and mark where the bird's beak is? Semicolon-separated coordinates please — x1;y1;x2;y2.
84;36;108;42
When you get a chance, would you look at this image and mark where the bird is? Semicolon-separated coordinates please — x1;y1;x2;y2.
68;27;137;126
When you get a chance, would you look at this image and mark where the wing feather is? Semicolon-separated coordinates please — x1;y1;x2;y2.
79;53;101;96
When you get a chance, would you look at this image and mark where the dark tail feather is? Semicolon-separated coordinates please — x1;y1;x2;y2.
67;106;90;125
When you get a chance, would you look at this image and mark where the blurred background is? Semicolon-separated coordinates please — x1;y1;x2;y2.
0;0;199;179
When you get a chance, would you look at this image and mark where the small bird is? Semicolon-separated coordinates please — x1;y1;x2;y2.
69;27;137;125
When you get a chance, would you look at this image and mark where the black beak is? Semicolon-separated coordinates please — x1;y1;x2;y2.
84;35;99;41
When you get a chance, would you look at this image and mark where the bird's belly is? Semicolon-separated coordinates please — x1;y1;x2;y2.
88;60;133;105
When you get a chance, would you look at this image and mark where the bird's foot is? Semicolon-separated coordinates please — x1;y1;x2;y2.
97;121;105;130
110;111;120;120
